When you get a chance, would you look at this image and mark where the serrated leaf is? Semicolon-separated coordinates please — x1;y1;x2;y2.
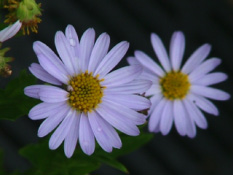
0;70;39;121
19;139;101;175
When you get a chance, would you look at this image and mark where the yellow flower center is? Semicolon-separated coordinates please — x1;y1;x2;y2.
160;71;190;100
68;71;105;113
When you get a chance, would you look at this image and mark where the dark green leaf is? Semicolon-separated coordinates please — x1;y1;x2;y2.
0;70;39;121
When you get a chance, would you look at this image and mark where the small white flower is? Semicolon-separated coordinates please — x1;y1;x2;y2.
24;25;151;158
128;31;230;138
0;20;22;42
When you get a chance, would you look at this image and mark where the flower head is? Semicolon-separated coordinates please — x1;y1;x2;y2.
128;31;230;138
24;25;151;158
4;0;42;35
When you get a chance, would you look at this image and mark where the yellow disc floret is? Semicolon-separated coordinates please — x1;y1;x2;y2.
160;71;190;100
68;71;105;113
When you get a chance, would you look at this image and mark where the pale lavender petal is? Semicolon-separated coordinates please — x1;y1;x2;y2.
151;33;171;72
103;94;151;111
191;85;230;101
102;99;146;125
139;71;159;82
94;41;129;78
105;80;152;95
134;50;165;77
38;104;70;137
39;85;68;103
185;110;196;138
183;98;207;129
160;100;173;135
29;102;65;120
0;20;22;42
181;44;211;74
96;101;140;136
188;94;219;116
127;56;140;65
49;110;75;150
173;100;186;136
24;85;44;99
148;93;163;115
89;111;122;152
65;25;80;57
148;98;166;132
36;54;69;84
79;113;95;155
29;63;62;85
64;112;81;158
55;31;76;74
102;65;142;87
145;84;161;96
170;31;185;71
79;28;95;72
192;72;228;86
189;58;221;82
33;41;69;84
88;33;110;72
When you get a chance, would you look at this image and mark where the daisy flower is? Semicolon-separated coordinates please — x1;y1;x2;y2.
128;31;230;138
0;20;21;42
24;25;151;158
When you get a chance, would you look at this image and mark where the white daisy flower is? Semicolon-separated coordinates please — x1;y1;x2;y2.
128;31;230;138
24;25;151;158
0;20;22;42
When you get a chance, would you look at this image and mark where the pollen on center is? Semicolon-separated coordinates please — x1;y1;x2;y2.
160;71;190;100
68;71;105;113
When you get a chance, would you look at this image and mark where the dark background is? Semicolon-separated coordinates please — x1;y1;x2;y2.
1;0;233;174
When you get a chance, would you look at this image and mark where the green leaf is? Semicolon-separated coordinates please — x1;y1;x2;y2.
0;70;39;121
19;139;101;175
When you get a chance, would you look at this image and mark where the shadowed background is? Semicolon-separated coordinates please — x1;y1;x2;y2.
0;0;233;174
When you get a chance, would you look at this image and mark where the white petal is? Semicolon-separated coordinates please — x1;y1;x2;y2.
192;72;228;86
170;31;185;71
103;94;151;111
160;100;173;135
88;33;110;72
0;20;22;42
181;44;211;74
33;41;69;84
96;101;140;136
29;63;62;85
145;84;161;96
89;111;122;152
39;85;68;103
79;113;95;155
38;104;70;137
148;98;166;132
189;58;222;82
102;65;142;87
173;100;187;136
55;31;76;74
151;33;171;72
29;102;65;120
102;98;146;125
134;50;165;77
191;85;230;101
64;112;80;158
183;98;207;129
188;94;219;116
94;41;129;78
79;28;95;72
105;80;152;95
49;110;75;150
24;85;44;99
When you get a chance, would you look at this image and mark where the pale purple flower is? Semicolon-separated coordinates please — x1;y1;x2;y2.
128;31;230;138
24;25;151;158
0;20;22;42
